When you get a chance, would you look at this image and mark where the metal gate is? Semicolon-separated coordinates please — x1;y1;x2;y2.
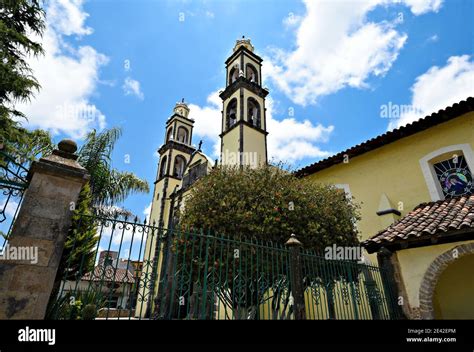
48;213;403;320
0;150;30;249
47;213;161;320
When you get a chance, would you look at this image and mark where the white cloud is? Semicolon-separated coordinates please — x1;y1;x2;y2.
143;202;152;223
265;0;443;106
189;92;334;163
0;199;19;219
122;77;144;100
389;55;474;129
95;203;152;253
427;34;439;43
101;219;147;246
403;0;443;15
283;12;302;28
265;98;334;163
188;90;223;157
46;0;93;36
15;0;108;139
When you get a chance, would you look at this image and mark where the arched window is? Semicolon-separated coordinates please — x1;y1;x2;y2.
226;99;238;130
173;155;186;178
419;144;474;200
229;66;239;85
246;64;258;84
247;98;261;128
166;128;173;142
177;126;188;144
159;156;167;178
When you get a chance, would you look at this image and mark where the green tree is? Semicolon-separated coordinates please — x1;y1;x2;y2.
62;127;149;274
0;0;45;154
61;183;98;281
169;164;361;319
77;127;150;210
0;0;52;163
179;164;359;248
47;183;98;319
2;128;54;162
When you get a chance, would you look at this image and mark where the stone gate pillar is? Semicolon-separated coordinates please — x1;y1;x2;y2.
0;140;89;319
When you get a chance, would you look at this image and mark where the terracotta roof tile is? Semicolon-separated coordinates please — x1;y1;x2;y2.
82;266;135;284
363;194;474;252
296;97;474;177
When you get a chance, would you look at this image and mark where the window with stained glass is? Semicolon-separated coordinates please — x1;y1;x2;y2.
433;155;473;198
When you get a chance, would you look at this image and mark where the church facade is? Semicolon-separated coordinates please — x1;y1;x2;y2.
147;37;269;232
137;38;270;316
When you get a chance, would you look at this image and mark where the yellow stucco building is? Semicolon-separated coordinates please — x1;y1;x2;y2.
297;98;474;319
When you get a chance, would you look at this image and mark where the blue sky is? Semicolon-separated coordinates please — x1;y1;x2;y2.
16;0;474;223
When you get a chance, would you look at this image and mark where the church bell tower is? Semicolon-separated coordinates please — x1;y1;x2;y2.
219;37;269;167
149;100;195;228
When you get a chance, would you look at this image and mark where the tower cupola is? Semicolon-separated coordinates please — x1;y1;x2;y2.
173;99;190;119
233;36;254;52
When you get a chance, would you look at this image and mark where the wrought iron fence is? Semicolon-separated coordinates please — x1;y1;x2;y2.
48;213;403;320
47;213;161;320
301;251;399;320
0;150;30;249
153;228;402;320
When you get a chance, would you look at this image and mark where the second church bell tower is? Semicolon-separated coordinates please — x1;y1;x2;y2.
219;37;269;167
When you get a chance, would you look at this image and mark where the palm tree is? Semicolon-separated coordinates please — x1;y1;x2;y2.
47;127;150;318
77;127;149;214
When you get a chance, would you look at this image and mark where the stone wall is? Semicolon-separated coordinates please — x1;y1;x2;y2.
0;140;89;319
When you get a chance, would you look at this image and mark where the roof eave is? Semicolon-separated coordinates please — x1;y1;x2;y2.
296;97;474;177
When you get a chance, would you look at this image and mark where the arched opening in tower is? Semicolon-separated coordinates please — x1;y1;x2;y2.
226;99;238;130
166;128;173;142
229;66;239;85
177;126;189;144
173;155;186;178
159;156;168;178
247;98;261;128
246;64;258;84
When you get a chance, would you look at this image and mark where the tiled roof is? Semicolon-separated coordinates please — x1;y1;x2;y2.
363;194;474;253
295;97;474;177
82;266;135;284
